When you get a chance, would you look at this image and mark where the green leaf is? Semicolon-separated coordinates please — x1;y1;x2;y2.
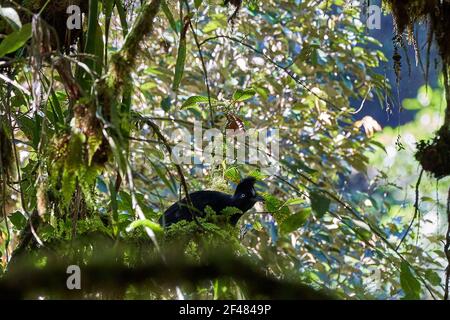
232;88;256;102
181;95;209;109
424;270;441;287
84;0;99;55
126;219;163;234
0;7;22;30
118;191;132;213
400;261;421;299
161;96;172;112
84;2;103;75
309;191;330;219
369;140;387;153
161;0;178;34
9;211;27;230
172;21;188;92
224;167;241;184
194;0;203;9
280;209;311;235
203;20;221;33
0;23;32;57
263;193;290;224
283;198;304;207
103;0;115;19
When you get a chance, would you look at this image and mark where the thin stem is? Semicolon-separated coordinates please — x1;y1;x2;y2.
444;187;450;300
396;169;424;250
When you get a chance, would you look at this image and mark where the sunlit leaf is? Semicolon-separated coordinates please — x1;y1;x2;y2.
172;19;189;91
232;88;256;102
0;7;22;30
126;219;163;234
0;23;32;57
181;95;209;109
9;211;27;229
400;261;421;299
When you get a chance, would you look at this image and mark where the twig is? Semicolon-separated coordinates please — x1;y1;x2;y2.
184;1;214;127
277;171;436;299
396;169;424;250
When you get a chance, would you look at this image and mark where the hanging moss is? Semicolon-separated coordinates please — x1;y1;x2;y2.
415;127;450;179
386;0;450;178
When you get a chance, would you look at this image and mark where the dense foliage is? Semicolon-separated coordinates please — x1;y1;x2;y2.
0;0;449;299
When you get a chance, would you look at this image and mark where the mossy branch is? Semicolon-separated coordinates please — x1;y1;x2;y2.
1;252;333;300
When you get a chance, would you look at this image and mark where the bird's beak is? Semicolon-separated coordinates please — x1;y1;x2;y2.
254;195;265;202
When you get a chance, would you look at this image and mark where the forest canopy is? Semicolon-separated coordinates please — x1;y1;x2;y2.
0;0;449;300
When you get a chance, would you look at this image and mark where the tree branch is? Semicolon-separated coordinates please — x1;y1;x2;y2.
1;253;333;300
444;187;450;300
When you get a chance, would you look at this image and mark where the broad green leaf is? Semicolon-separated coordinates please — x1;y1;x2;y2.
0;23;32;57
248;170;268;181
283;198;304;206
141;82;157;90
280;209;311;235
309;191;330;218
203;20;221;33
0;7;22;30
400;261;421;299
224;167;241;184
126;219;163;234
84;2;103;75
161;96;171;112
264;193;290;224
424;270;441;287
118;191;133;213
172;21;188;92
233;88;256;102
84;0;99;55
181;95;209;109
136;194;157;220
9;211;27;229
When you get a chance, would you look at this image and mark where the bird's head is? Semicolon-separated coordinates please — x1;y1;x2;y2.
232;177;264;212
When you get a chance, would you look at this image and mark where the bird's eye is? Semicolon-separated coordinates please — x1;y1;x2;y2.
240;194;246;198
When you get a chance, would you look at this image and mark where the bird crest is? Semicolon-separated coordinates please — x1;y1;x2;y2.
234;176;257;194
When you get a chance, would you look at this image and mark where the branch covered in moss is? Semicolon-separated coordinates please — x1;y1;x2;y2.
1;252;333;300
107;0;162;96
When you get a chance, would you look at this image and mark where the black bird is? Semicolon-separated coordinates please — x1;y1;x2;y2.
159;177;264;227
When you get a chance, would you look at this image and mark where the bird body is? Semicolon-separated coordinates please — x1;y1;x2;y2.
159;177;263;227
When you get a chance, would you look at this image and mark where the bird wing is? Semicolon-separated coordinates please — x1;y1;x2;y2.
159;191;233;227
